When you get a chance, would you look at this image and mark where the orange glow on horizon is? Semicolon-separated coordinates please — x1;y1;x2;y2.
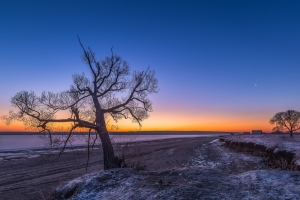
0;110;274;133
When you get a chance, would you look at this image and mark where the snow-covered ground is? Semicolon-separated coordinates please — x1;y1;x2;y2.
222;134;300;167
222;134;300;152
55;139;300;200
0;147;87;162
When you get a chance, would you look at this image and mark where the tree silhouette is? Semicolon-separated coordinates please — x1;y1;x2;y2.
2;37;159;169
269;110;300;137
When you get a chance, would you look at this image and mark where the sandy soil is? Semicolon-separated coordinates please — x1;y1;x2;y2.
0;137;216;199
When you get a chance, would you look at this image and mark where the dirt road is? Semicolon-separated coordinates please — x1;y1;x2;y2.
0;137;216;199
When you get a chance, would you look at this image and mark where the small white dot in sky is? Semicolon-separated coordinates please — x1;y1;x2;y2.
254;84;257;86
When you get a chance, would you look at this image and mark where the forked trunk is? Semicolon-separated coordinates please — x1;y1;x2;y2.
98;131;117;169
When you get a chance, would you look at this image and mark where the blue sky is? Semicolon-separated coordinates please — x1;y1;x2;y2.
1;1;300;132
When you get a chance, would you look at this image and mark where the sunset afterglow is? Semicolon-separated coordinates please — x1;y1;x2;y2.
1;1;300;133
0;108;274;132
3;2;300;199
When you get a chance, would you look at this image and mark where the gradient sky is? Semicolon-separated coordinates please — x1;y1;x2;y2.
1;1;300;132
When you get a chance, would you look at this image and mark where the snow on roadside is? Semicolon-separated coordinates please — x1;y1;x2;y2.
190;139;265;173
234;170;300;199
55;140;300;199
222;134;300;152
221;134;300;167
55;168;300;200
0;147;88;162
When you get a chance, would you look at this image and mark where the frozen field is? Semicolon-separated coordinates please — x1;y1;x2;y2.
55;139;300;200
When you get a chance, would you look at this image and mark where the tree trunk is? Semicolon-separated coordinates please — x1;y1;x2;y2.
98;131;117;169
290;130;293;137
92;94;117;169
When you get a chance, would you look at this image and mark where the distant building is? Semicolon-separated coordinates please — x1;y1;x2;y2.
252;130;262;134
243;132;250;134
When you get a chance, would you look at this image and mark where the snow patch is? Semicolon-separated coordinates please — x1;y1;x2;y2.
223;134;300;166
55;168;300;200
209;139;219;144
55;138;300;199
0;147;87;162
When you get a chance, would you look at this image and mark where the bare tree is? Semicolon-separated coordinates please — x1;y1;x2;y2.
269;110;300;137
2;37;159;169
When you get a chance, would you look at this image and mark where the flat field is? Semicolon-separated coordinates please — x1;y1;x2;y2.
1;136;300;199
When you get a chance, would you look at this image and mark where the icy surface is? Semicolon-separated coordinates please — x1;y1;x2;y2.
0;134;228;162
222;134;300;166
188;139;265;173
55;140;300;200
0;147;87;162
223;134;300;151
